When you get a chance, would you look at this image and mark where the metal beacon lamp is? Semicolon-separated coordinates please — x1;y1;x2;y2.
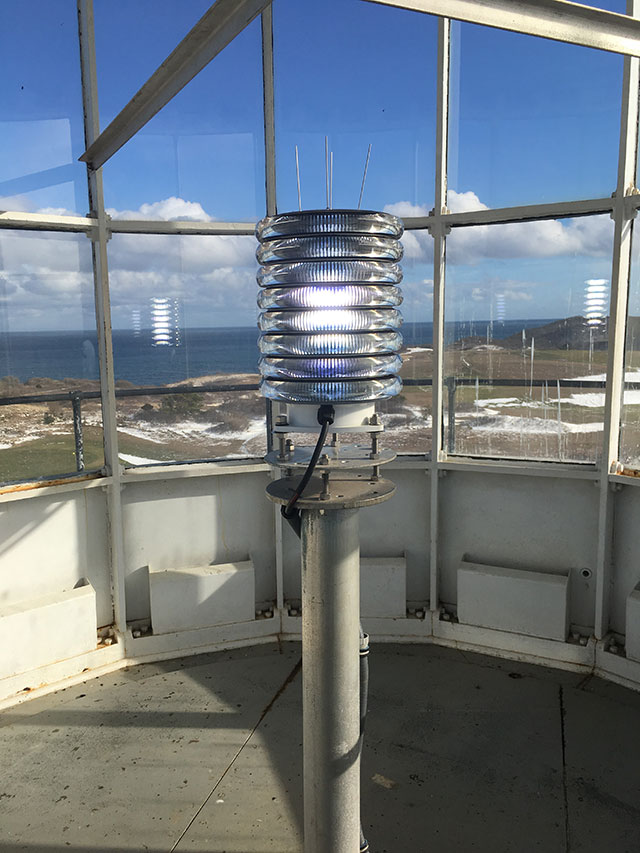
256;209;404;853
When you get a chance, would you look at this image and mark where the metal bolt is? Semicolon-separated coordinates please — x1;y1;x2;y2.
320;471;331;500
290;608;298;617
442;611;451;622
264;609;273;619
371;465;380;481
255;609;263;618
276;415;288;426
415;609;425;619
285;438;295;454
370;433;379;459
278;433;287;461
370;412;381;426
105;636;114;645
319;453;330;465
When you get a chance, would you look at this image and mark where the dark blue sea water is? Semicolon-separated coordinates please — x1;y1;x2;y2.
0;320;556;386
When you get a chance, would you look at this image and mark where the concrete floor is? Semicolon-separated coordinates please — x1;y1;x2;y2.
1;642;640;853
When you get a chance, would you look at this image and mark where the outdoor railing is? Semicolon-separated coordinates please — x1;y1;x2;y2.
1;376;638;480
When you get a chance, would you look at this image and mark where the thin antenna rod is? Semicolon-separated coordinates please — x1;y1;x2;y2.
325;136;330;209
329;151;333;209
295;145;302;211
358;143;372;210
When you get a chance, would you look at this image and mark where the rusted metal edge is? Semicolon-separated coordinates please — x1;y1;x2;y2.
0;471;103;495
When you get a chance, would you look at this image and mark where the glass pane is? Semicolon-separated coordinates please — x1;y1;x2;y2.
620;224;640;467
273;0;437;214
99;17;265;223
94;0;213;113
449;23;622;211
444;215;614;462
0;231;104;483
0;1;87;215
376;228;434;454
108;233;265;465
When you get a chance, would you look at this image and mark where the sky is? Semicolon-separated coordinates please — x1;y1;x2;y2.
0;0;633;334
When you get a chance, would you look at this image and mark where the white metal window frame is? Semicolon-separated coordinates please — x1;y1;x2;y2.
2;0;640;637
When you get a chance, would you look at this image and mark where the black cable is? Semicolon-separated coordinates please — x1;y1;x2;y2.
281;405;334;523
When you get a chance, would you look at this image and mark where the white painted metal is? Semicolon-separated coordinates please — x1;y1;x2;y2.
78;0;127;634
109;219;256;236
80;0;273;169
625;581;640;662
364;0;640;57
0;583;97;680
360;556;407;618
261;5;277;217
595;0;640;640
429;17;450;615
120;472;275;622
402;197;616;231
458;560;570;641
301;508;361;853
0;211;96;232
148;561;255;633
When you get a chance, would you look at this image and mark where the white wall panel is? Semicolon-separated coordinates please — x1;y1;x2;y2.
610;484;640;636
439;472;598;629
121;472;275;622
0;489;111;627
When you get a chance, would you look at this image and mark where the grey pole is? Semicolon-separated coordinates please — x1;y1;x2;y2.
301;507;361;853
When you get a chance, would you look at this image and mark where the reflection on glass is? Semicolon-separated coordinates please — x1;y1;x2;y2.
444;216;614;462
273;0;437;213
375;235;434;454
449;23;622;210
0;231;103;483
0;2;87;214
107;234;265;465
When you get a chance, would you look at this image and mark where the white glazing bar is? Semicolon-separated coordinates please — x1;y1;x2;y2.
78;0;127;634
261;4;277;217
80;0;272;169
0;211;96;232
364;0;640;58
108;219;256;236
429;16;450;615
595;0;640;639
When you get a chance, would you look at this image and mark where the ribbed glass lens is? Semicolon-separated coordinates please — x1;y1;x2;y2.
256;210;403;240
259;308;401;334
256;209;404;403
258;284;402;310
260;355;402;380
258;331;403;357
258;260;402;287
261;377;402;403
257;234;403;265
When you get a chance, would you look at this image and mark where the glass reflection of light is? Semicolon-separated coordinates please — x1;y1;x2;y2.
258;284;402;310
259;308;401;334
259;331;403;357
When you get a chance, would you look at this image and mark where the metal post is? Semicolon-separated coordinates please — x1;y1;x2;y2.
301;508;361;853
71;394;85;471
446;377;457;453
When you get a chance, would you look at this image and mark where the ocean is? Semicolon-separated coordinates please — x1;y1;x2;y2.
0;319;555;387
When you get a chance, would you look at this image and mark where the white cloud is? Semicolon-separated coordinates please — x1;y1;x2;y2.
386;191;614;266
106;197;212;222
